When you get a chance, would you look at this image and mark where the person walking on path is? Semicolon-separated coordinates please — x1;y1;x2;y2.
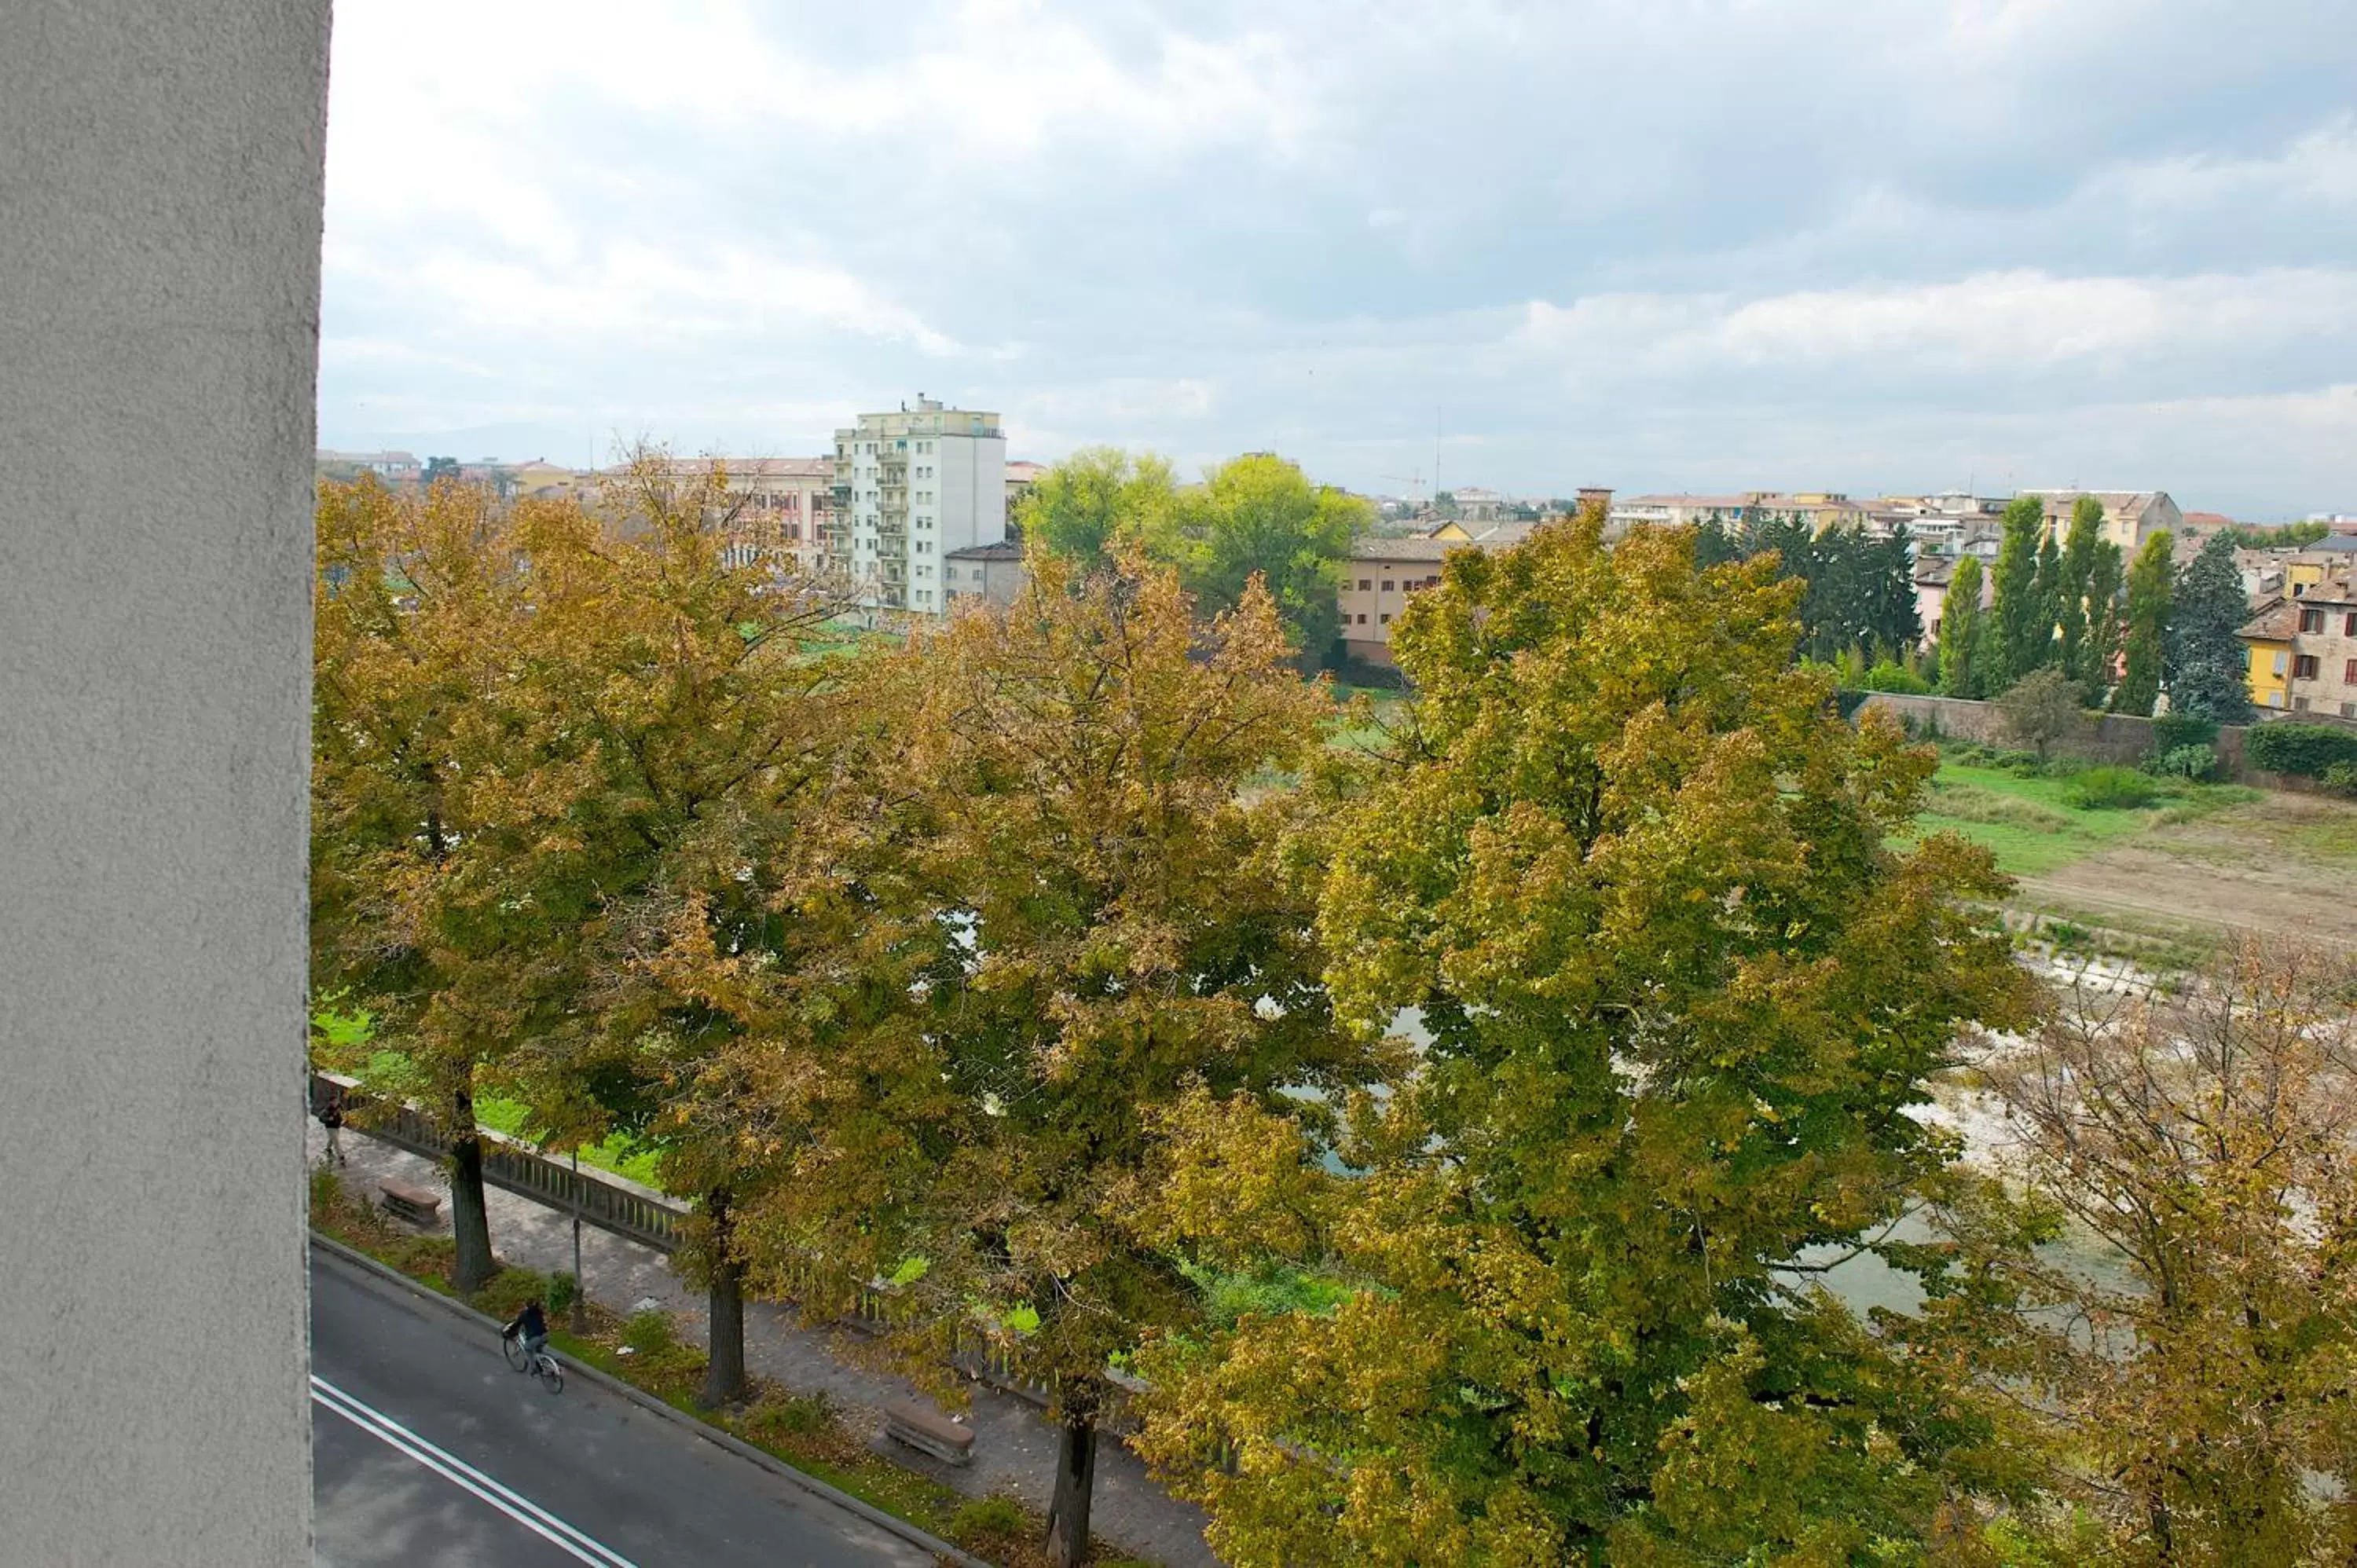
317;1091;346;1167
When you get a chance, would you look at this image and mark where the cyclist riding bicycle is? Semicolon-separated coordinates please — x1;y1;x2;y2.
502;1299;549;1364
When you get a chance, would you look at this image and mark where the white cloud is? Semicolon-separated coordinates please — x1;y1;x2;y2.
1515;269;2357;376
314;1;2357;516
1015;376;1220;429
2102;115;2357;211
328;234;970;355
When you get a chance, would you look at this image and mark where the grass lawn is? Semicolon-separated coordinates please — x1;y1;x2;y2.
1320;681;1409;753
1898;760;2257;878
472;1094;665;1188
311;1013;666;1188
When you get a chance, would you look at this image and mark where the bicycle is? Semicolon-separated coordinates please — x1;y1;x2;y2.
501;1328;565;1394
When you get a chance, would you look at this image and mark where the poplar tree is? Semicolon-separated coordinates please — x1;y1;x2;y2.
1989;494;2047;684
2084;540;2125;706
2110;533;2174;716
2033;522;2065;674
2055;496;2106;694
1940;555;1989;699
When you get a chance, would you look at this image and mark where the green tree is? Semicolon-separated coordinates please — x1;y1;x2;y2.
1991;495;2048;684
2084;540;2125;706
1148;452;1372;666
734;552;1386;1567
1014;446;1177;567
2032;520;2065;672
2055;496;2105;693
1135;515;2036;1564
1712;522;1921;668
1940;555;1989;698
1868;524;1924;653
2110;533;2173;716
1996;667;2084;763
1690;515;1742;570
420;455;460;489
2220;519;2329;549
2166;531;2257;724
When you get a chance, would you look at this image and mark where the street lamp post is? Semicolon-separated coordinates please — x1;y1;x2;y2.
570;1147;585;1334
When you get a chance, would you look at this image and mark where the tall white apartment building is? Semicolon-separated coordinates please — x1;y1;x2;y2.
827;396;1006;617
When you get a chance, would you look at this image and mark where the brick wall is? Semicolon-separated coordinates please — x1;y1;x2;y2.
1854;692;2275;782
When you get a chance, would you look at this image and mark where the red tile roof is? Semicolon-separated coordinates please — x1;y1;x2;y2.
2239;597;2298;641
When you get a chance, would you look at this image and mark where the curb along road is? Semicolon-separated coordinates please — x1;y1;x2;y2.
309;1233;992;1568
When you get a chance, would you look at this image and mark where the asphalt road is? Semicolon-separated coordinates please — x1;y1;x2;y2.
310;1247;937;1568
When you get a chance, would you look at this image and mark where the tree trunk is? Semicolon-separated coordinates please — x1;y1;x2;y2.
698;1185;746;1409
447;1087;496;1295
2146;1478;2175;1563
1044;1397;1098;1568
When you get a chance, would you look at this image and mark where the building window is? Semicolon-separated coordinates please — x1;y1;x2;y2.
1379;613;1391;625
1355;613;1366;625
2296;654;2321;680
1358;578;1371;591
1381;580;1395;592
2276;652;2289;675
2302;607;2327;633
2347;658;2357;684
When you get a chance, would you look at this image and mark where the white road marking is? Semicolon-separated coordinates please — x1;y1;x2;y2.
310;1373;639;1568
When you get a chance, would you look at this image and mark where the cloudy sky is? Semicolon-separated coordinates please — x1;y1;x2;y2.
319;0;2357;518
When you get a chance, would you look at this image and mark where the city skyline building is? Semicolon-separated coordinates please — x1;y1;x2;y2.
828;396;1007;617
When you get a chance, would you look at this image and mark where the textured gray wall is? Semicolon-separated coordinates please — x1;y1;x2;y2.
0;2;328;1562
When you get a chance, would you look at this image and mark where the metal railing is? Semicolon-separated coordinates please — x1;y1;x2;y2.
311;1072;687;1251
308;1069;1085;1414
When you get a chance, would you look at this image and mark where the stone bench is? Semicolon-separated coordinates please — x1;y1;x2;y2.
378;1178;443;1227
881;1399;973;1466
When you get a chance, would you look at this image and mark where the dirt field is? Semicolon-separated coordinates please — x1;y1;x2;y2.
2009;789;2357;950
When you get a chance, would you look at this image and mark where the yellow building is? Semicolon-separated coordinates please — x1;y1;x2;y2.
2238;566;2357;716
2238;599;2293;712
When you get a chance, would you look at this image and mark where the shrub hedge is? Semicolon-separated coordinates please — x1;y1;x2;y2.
2244;723;2357;778
2150;713;2220;755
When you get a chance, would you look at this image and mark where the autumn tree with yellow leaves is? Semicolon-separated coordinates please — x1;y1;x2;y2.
312;473;542;1292
1131;511;2041;1565
1949;938;2357;1565
313;453;853;1394
484;453;862;1407
706;551;1390;1566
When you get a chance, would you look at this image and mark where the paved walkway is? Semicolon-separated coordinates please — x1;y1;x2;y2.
307;1120;1219;1568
